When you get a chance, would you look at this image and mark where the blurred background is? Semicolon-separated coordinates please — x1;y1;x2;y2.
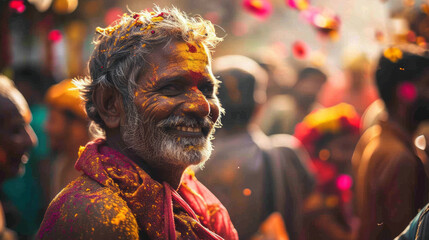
1;0;427;80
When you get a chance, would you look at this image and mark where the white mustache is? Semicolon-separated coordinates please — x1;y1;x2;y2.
156;115;214;129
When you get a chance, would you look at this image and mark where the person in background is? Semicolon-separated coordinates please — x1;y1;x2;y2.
353;45;429;240
0;75;37;239
395;123;429;240
261;67;327;135
196;55;314;240
295;103;360;240
318;51;379;116
1;67;52;239
44;79;91;199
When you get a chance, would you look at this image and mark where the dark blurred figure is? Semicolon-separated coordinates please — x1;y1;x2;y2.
261;67;327;135
0;75;37;240
395;124;429;240
44;79;90;199
196;55;314;240
295;103;360;240
353;45;429;240
2;67;51;239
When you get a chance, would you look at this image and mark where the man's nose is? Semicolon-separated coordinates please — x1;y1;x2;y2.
181;87;210;118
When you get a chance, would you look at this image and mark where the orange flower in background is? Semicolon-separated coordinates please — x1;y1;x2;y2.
416;36;427;48
300;7;341;39
242;0;273;19
383;47;403;63
287;0;310;10
45;79;87;119
294;103;360;158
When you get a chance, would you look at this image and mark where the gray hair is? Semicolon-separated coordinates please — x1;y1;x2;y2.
75;6;223;135
0;75;31;122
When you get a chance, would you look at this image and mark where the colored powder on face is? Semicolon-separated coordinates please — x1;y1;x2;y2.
169;42;210;77
189;71;203;85
336;174;353;191
187;43;197;53
397;82;417;103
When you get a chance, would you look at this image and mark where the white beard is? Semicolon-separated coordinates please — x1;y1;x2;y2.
121;105;214;168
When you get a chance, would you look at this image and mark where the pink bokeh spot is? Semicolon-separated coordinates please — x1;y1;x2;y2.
292;41;308;59
9;0;26;13
336;174;353;191
48;30;63;42
287;0;309;10
104;8;124;26
204;11;220;25
287;0;298;9
242;0;273;19
398;82;417;103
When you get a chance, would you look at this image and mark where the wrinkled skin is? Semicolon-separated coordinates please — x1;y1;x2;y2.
121;40;221;184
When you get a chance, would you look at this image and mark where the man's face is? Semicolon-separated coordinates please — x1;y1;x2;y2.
0;96;37;180
294;75;326;108
324;132;359;173
122;40;221;168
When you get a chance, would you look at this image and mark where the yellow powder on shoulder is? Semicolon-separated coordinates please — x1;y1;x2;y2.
111;212;127;225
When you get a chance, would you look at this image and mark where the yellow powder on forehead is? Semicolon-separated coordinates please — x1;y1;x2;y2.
172;42;209;73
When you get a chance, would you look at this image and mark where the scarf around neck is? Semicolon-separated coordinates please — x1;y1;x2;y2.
75;139;238;240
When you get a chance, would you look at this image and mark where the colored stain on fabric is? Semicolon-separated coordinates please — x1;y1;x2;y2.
44;139;239;239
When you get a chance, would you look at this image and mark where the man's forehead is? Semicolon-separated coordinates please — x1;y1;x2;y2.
165;41;209;62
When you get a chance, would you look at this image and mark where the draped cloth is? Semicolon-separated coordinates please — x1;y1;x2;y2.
75;138;238;240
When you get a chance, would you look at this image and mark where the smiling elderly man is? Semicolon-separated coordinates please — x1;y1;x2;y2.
37;7;238;240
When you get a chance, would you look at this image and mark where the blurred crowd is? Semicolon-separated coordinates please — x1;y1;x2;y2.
0;1;428;240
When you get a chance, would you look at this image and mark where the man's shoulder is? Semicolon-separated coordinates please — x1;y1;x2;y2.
358;124;411;161
37;175;139;240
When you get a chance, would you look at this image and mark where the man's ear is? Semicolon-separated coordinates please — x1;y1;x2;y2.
93;86;123;129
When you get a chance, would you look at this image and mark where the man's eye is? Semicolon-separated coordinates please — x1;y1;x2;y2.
160;85;182;96
200;83;214;97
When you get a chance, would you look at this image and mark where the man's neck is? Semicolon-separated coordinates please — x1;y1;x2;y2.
149;165;187;190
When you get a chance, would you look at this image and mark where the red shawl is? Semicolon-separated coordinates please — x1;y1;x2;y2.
75;139;238;240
